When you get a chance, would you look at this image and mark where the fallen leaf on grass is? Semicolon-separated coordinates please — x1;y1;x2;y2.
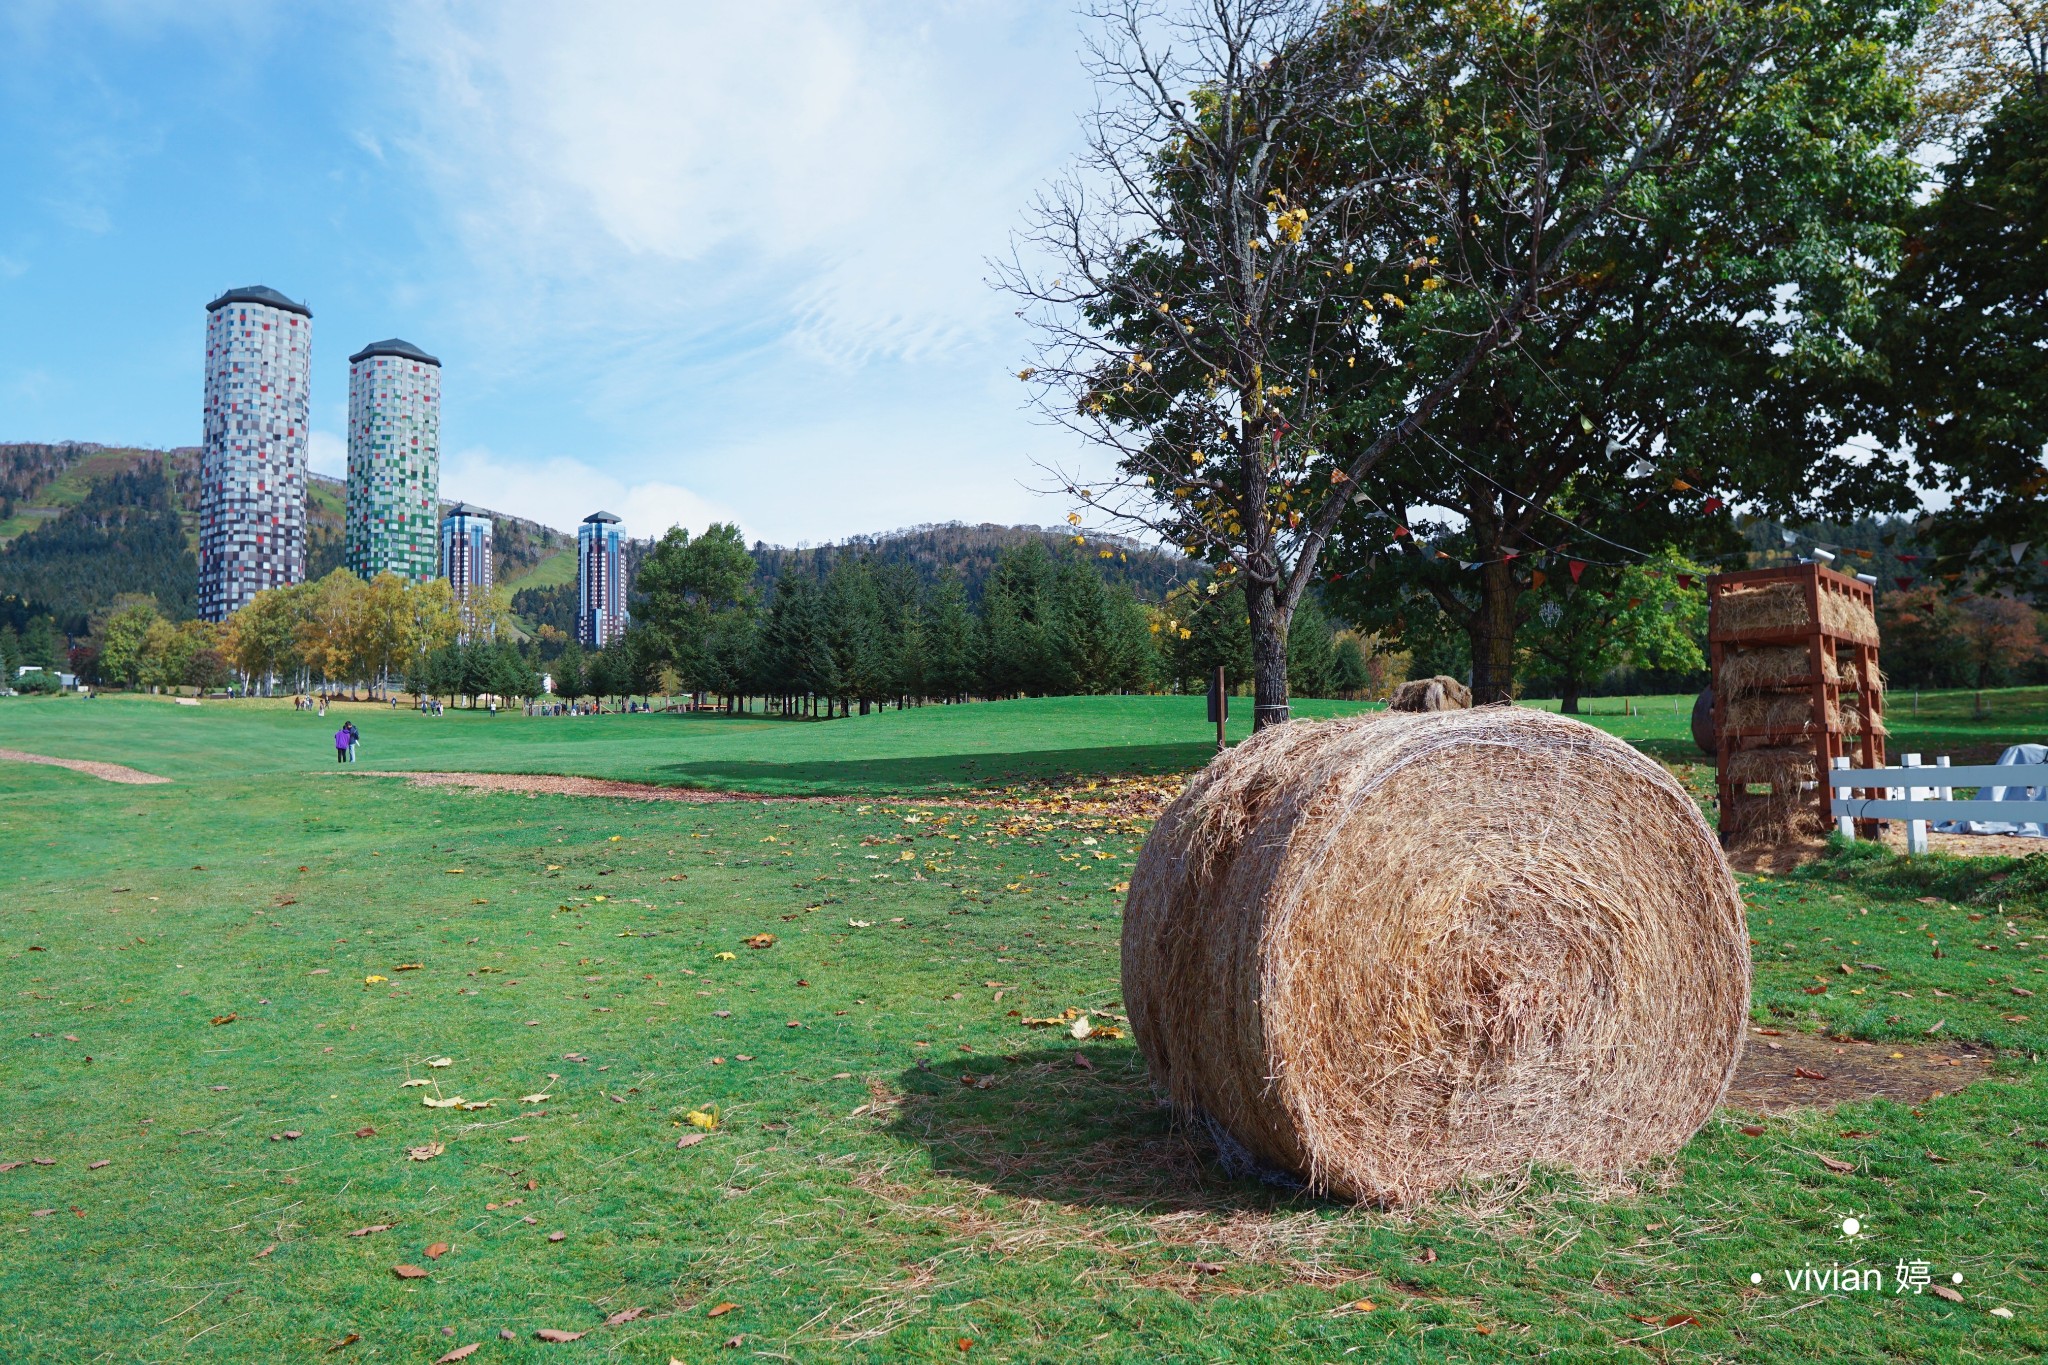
256;1243;276;1258
31;1157;55;1167
743;934;777;949
425;1242;450;1260
1417;1246;1438;1264
1991;1306;2014;1318
535;1328;585;1342
364;976;388;985
348;1224;395;1237
422;1096;465;1109
1739;1125;1767;1137
1925;1150;1952;1164
707;1302;739;1318
687;1108;720;1131
355;1126;376;1138
723;1337;743;1350
426;1056;452;1067
211;1013;238;1026
435;1345;480;1363
328;1332;359;1351
0;1162;21;1172
1794;1067;1829;1081
546;1231;566;1243
1802;985;1828;995
1192;1261;1225;1275
408;1143;444;1162
393;963;424;972
604;1306;648;1326
519;1093;551;1105
1817;1154;1856;1173
392;1264;429;1279
1931;1285;1964;1304
713;952;736;961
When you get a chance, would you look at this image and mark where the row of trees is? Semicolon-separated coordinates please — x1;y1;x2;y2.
1014;0;2048;724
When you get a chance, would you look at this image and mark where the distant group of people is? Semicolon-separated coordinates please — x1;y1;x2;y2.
294;694;327;715
418;698;446;716
332;720;361;763
529;701;594;716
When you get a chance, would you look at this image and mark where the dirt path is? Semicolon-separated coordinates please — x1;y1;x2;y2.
0;747;171;785
347;769;830;804
1726;1027;1994;1113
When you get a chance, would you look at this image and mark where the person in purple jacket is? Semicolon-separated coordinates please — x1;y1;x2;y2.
335;726;351;763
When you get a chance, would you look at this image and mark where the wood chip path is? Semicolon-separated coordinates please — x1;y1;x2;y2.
0;747;171;785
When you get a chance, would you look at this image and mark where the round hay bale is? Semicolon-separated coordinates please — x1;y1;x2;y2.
1388;675;1472;712
1121;709;1748;1206
1691;687;1716;755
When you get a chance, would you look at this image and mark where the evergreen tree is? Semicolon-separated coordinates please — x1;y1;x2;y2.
1286;597;1338;700
1331;633;1371;698
982;541;1073;696
921;571;981;701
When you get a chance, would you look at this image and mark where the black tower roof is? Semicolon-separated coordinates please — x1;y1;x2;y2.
350;338;441;366
206;285;311;318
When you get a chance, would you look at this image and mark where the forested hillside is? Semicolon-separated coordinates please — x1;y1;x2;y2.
750;523;1188;602
0;461;197;631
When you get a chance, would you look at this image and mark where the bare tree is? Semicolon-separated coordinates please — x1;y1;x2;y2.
1003;0;1794;725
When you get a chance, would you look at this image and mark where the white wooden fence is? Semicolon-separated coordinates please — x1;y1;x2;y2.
1828;754;2048;853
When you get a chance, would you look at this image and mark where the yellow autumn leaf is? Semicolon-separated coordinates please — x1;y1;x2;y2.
519;1093;551;1105
686;1107;720;1132
364;975;388;984
460;1100;492;1111
848;919;872;928
408;1142;444;1161
446;868;463;874
609;835;621;842
545;864;561;870
898;851;915;861
714;952;737;961
423;1096;465;1108
593;895;607;902
1070;1016;1093;1039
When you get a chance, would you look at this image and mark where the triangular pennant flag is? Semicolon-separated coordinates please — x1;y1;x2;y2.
1568;560;1588;583
2012;542;2031;564
1530;569;1547;589
1896;577;1915;589
1671;478;1694;492
1677;574;1694;589
1898;553;1919;562
1702;496;1724;515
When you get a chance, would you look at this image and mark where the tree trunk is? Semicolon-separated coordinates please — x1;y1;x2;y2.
1244;583;1292;731
1560;676;1583;715
1469;560;1519;704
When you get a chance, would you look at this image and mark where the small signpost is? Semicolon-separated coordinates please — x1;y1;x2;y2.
1207;666;1228;753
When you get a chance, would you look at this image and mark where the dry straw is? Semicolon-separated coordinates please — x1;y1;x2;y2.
1724;692;1843;734
1388;675;1472;712
1720;746;1828;845
1122;709;1749;1206
1718;644;1838;698
1717;580;1877;640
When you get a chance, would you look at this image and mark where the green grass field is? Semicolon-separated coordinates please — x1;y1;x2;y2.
3;693;2046;1361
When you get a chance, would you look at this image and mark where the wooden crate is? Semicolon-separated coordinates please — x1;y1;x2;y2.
1707;564;1885;843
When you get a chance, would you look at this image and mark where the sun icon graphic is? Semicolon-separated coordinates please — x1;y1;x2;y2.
1840;1214;1863;1238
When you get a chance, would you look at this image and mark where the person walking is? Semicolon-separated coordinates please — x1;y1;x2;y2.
344;720;361;762
334;725;350;764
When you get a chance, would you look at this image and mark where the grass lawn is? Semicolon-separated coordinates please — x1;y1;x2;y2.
3;694;2047;1360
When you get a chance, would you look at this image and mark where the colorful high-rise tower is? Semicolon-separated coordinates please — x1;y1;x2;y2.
199;285;311;621
440;502;493;603
345;338;442;582
578;511;628;647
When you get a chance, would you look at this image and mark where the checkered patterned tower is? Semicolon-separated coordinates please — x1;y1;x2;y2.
199;286;311;620
346;339;442;582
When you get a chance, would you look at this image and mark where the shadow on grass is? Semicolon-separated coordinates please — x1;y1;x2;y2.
885;1047;1314;1215
653;742;1220;796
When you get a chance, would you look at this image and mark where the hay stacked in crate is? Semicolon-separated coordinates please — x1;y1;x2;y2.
1708;564;1884;844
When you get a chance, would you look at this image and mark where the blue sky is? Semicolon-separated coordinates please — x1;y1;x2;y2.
0;1;1104;543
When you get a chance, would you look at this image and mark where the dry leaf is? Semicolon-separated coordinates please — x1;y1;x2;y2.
392;1264;430;1279
328;1332;360;1352
354;1126;376;1138
519;1093;551;1105
395;963;424;972
1931;1284;1964;1303
1990;1306;2013;1318
408;1143;444;1161
1817;1154;1856;1173
1417;1246;1439;1264
535;1328;586;1342
348;1223;395;1237
1794;1067;1829;1081
423;1096;465;1108
425;1241;450;1259
1925;1150;1952;1164
707;1302;739;1318
743;934;776;949
1739;1125;1766;1137
426;1056;453;1067
546;1231;566;1242
1192;1261;1225;1275
677;1134;706;1149
88;1159;109;1170
604;1306;648;1326
211;1013;238;1026
401;1079;432;1088
435;1345;480;1364
364;975;388;984
687;1108;720;1131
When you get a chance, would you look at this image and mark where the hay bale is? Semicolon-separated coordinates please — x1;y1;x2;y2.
1388;675;1472;712
1717;580;1877;640
1121;709;1748;1205
1719;746;1827;846
1723;745;1818;788
1723;693;1842;734
1719;645;1838;698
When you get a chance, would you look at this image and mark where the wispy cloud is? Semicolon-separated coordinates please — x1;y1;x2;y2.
442;445;746;542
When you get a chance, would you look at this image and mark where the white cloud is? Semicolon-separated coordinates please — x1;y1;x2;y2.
308;429;346;478
366;0;1096;540
440;445;745;542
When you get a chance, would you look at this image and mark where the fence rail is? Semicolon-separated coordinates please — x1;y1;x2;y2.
1826;754;2048;853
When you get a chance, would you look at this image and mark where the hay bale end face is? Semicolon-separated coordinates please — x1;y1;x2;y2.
1388;675;1472;711
1122;709;1749;1206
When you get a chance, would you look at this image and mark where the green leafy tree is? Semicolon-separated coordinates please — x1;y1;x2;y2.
1878;87;2048;591
1521;553;1708;711
1011;0;1857;722
635;523;757;697
95;596;163;688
